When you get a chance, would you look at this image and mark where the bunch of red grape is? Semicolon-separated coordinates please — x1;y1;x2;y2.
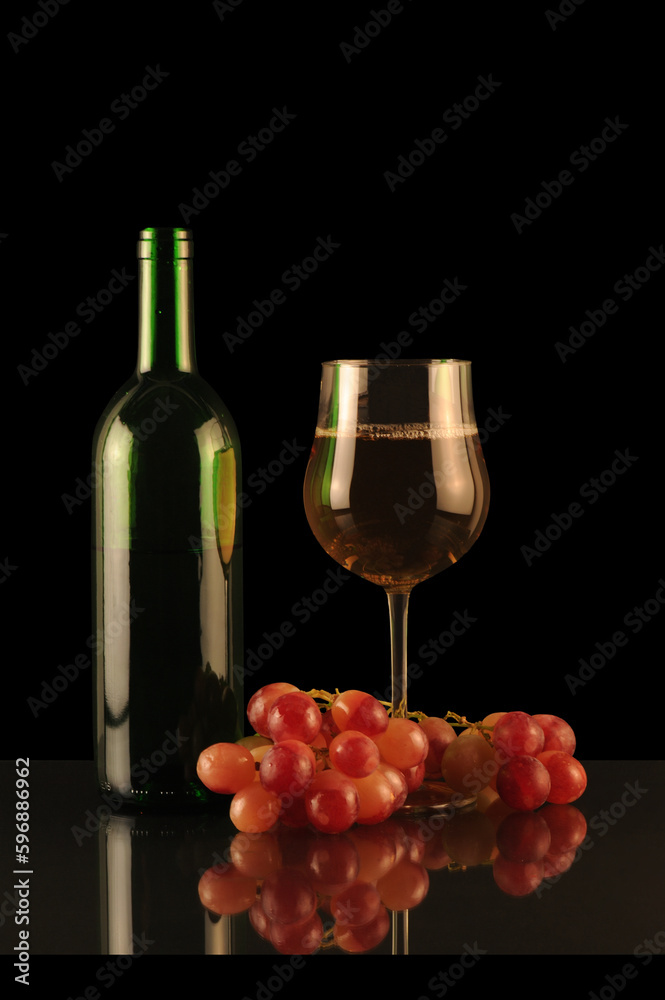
195;683;587;835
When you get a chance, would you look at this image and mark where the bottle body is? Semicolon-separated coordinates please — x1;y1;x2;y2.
93;229;242;807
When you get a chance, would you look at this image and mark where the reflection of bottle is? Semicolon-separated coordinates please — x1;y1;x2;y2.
93;228;242;807
99;811;240;954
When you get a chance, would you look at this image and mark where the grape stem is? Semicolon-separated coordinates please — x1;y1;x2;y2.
300;689;494;741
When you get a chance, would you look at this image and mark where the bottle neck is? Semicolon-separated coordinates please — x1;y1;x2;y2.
137;229;197;375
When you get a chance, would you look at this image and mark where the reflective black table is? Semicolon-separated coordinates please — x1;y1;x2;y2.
1;760;663;990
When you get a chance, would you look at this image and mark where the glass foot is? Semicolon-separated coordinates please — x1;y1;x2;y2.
396;780;477;815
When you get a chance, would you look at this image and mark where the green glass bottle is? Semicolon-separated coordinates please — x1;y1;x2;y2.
93;227;242;808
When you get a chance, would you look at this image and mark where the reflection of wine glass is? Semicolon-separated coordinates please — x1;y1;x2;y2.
303;360;489;811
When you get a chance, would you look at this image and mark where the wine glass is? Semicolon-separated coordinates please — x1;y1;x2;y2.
303;359;490;812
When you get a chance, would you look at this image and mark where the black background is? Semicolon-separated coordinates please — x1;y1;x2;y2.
1;0;663;988
3;1;662;763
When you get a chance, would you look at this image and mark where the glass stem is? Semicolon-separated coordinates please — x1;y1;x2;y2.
387;591;410;718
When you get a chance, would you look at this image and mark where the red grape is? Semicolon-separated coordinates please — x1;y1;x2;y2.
537;750;587;804
305;770;360;833
329;730;380;778
196;742;256;794
492;712;545;759
259;739;316;797
532;714;576;754
331;690;389;737
496;755;551;811
267;691;322;743
247;682;299;736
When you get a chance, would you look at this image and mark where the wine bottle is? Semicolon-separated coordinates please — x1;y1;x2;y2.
93;227;242;807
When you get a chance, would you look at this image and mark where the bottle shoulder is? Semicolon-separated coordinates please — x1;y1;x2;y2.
93;371;240;456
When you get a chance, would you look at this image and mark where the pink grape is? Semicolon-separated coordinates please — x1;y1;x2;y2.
373;717;428;769
419;716;457;778
267;691;322;744
532;714;576;755
351;770;396;825
259;739;315;797
537;750;587;804
375;762;408;811
331;690;389;737
229;783;282;833
496;755;551;811
492;711;545;759
329;730;380;778
441;732;496;794
540;804;587;854
305;770;360;833
196;742;256;794
247;682;299;736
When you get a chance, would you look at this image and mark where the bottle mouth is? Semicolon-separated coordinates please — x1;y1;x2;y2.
137;227;194;259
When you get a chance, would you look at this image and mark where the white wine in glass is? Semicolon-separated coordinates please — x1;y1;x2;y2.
303;359;490;811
